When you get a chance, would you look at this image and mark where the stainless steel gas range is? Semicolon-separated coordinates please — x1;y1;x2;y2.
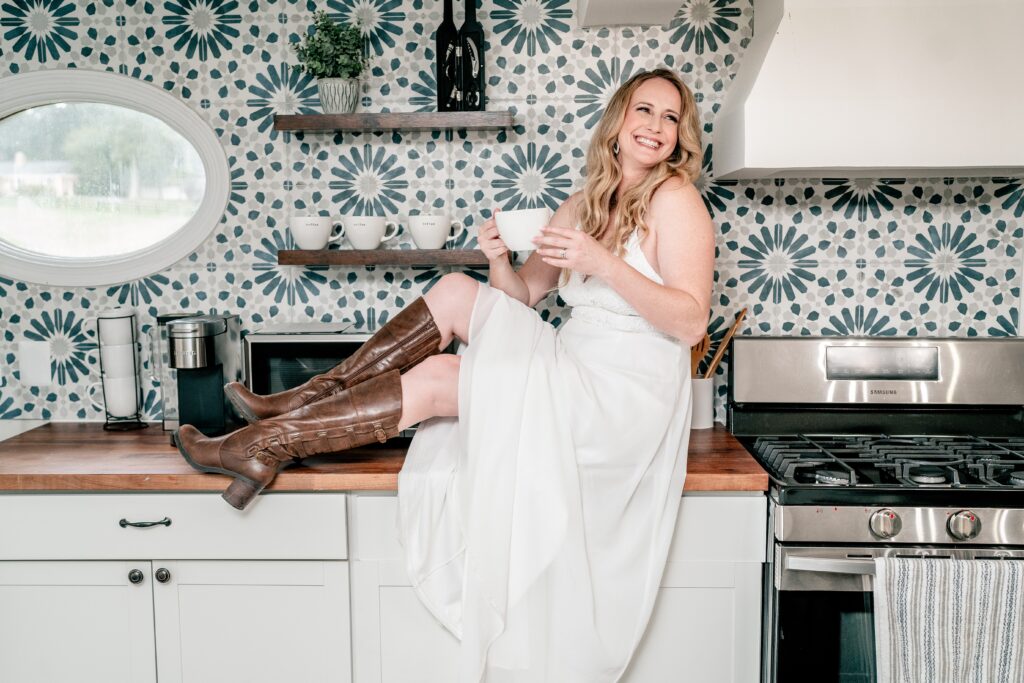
728;337;1024;683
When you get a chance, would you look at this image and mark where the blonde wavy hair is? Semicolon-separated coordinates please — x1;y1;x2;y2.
576;68;702;255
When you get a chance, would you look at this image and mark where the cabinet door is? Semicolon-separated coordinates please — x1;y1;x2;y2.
0;560;156;683
621;561;763;683
351;559;460;683
153;560;352;683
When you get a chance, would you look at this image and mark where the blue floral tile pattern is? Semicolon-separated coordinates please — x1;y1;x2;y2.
1;0;79;63
246;62;319;132
326;0;404;57
0;0;1021;423
253;229;330;305
823;178;905;221
23;310;96;386
904;223;986;305
737;224;818;304
161;0;241;60
491;0;571;57
667;0;742;54
329;143;409;215
492;141;572;210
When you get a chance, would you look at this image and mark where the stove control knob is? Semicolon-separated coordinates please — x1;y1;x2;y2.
947;510;982;541
869;509;902;539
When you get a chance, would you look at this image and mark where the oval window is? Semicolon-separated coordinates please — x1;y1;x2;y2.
0;70;228;286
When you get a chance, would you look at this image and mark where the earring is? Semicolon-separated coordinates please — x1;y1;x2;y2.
612;141;619;156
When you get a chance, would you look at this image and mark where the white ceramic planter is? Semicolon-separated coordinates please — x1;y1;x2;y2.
318;77;360;114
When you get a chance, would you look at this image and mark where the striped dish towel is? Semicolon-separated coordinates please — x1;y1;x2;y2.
874;557;1024;683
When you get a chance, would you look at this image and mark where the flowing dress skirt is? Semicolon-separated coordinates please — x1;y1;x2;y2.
398;283;692;682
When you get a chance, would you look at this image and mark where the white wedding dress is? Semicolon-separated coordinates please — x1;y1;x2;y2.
398;230;693;682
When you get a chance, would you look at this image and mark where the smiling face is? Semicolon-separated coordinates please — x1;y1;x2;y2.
615;77;683;171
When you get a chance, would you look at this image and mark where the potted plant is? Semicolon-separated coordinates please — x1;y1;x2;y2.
293;10;367;114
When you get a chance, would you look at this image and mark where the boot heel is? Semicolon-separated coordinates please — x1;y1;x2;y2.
222;477;263;510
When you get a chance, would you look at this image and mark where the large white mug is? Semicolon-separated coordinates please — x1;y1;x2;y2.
408;214;463;249
100;343;139;379
290;215;344;250
495;207;552;251
89;374;140;418
343;216;400;250
95;308;136;345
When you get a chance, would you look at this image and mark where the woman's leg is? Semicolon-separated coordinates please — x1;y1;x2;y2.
398;353;461;430
225;273;479;422
421;272;480;348
177;354;461;509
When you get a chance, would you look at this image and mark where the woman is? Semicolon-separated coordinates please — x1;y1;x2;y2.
176;67;713;681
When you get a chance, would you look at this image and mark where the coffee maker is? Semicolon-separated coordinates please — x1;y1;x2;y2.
151;312;200;431
167;314;243;436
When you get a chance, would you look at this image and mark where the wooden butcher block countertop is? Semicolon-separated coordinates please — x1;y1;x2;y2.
0;422;768;493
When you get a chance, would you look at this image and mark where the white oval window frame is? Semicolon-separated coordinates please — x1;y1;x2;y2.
0;69;229;286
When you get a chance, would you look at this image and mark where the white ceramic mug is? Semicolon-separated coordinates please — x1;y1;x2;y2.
100;343;139;379
408;214;463;249
342;216;400;250
95;308;135;345
495;207;552;251
690;377;715;429
290;215;345;250
89;374;140;418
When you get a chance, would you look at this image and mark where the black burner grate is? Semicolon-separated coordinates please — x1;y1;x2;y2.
752;434;1024;489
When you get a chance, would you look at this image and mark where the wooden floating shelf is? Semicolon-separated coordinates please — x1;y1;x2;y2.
273;110;514;132
278;249;490;267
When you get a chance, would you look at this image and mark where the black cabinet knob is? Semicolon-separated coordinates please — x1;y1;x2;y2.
155;568;171;583
128;569;144;584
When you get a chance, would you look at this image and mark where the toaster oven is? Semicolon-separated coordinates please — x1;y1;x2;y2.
243;323;372;396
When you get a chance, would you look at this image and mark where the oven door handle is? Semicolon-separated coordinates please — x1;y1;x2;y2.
785;556;876;576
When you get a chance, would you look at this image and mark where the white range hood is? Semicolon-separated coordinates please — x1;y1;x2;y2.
714;0;1024;179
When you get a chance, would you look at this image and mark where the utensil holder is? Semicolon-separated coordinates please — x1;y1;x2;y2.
96;310;147;432
691;377;715;430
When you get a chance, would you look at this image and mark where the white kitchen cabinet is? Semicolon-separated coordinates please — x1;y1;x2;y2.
348;491;767;683
0;560;157;683
621;494;766;683
0;493;352;683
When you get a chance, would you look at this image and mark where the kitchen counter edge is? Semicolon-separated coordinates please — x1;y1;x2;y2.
0;422;768;493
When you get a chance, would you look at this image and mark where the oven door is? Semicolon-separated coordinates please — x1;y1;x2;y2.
768;545;1024;683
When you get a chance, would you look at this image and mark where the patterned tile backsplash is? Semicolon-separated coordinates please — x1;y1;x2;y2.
0;0;1021;422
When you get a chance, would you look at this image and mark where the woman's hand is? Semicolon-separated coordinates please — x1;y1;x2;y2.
533;226;615;278
478;211;509;263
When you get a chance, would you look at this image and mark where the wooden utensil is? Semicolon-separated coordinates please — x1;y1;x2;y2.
690;333;710;377
703;308;747;379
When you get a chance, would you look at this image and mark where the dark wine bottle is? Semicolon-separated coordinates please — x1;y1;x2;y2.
458;0;485;111
435;0;460;111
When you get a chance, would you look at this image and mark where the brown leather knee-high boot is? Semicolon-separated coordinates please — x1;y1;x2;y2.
177;370;403;510
225;297;440;423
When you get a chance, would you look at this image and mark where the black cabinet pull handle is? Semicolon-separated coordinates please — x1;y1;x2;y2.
155;568;171;583
119;517;172;528
128;569;144;584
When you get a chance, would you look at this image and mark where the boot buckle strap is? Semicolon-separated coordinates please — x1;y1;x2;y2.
373;421;388;443
255;451;278;467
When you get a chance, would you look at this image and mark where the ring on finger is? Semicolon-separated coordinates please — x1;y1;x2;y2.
559;248;567;259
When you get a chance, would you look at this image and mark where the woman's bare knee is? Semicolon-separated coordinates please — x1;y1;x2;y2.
423;273;478;345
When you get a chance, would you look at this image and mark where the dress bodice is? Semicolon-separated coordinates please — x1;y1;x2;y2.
558;230;667;336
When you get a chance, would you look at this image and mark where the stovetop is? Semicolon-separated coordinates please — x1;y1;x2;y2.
743;434;1024;506
728;337;1024;507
